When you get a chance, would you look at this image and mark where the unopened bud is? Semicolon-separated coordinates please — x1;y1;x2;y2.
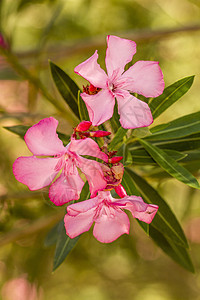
115;184;127;198
89;84;97;92
108;156;123;164
76;120;92;132
90;130;111;137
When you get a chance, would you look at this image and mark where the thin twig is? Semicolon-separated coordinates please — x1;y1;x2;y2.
0;210;64;246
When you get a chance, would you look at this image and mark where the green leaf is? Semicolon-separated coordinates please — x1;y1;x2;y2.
125;168;189;248
53;220;80;271
139;139;200;189
127;133;200;153
149;76;194;119
110;100;121;133
49;61;80;119
121;169;149;233
117;144;133;166
133;127;152;138
131;149;187;165
4;125;70;145
4;125;30;138
149;226;194;272
147;111;200;140
44;221;61;247
52;182;89;271
108;127;127;151
77;90;89;121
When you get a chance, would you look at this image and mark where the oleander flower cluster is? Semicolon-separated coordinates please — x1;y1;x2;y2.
13;35;164;243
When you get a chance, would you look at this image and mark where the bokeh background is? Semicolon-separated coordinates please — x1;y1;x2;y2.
0;0;200;299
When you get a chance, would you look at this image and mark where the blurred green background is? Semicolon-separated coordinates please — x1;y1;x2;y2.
0;0;200;299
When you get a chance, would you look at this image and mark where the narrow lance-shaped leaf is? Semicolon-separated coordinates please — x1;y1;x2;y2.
139;139;200;189
49;61;80;119
147;111;200;140
149;226;194;273
131;148;187;165
125;168;189;248
53;220;80;271
78;90;89;121
109;100;121;133
121;169;149;234
108;127;127;151
128;133;200;153
117;144;133;166
149;76;194;119
124;170;194;271
53;182;90;271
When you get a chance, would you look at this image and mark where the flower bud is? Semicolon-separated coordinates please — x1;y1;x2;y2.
108;156;123;164
90;130;111;137
102;163;124;190
115;184;127;198
75;121;92;132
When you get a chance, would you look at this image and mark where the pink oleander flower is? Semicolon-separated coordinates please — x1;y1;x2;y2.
64;190;158;243
13;117;108;205
74;35;164;129
1;276;42;300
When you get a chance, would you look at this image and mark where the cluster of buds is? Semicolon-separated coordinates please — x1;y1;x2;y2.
72;120;111;139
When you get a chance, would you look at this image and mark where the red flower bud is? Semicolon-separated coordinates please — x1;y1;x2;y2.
115;184;127;198
90;130;111;137
76;121;92;132
108;156;123;164
89;84;97;92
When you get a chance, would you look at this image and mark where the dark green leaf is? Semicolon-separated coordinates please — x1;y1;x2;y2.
110;100;121;133
49;61;80;119
108;127;127;151
78;90;89;121
117;144;133;166
121;169;149;233
4;125;30;138
44;221;61;247
53;220;80;271
125;168;189;248
147;111;200;140
127;133;200;153
149;226;194;272
149;76;194;119
139;139;200;189
131;148;187;165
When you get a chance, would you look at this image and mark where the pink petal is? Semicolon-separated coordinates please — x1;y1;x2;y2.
24;117;66;156
64;209;95;238
67;196;99;216
106;35;136;78
93;208;130;243
68;138;108;162
81;89;115;126
13;156;60;190
116;93;153;129
49;172;84;206
78;157;107;197
121;60;165;97
74;50;107;88
118;196;158;224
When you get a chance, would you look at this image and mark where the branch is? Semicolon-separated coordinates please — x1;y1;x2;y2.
0;210;64;246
